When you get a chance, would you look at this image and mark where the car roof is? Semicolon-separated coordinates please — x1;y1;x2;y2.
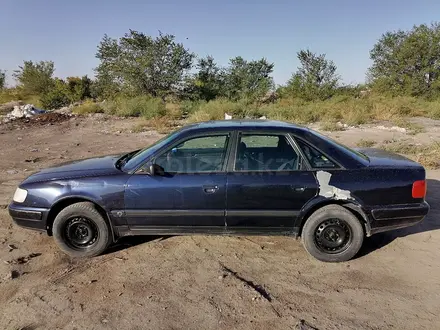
181;120;309;133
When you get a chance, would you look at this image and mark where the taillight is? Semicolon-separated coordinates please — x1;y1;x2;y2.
412;180;427;198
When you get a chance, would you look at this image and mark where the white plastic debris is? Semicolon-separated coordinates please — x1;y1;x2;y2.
376;125;406;133
224;113;232;120
6;104;46;120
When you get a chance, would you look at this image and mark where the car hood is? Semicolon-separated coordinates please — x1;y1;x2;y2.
356;148;424;168
21;154;123;184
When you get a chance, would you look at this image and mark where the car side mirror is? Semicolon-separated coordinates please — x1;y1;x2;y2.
144;163;165;176
138;163;165;176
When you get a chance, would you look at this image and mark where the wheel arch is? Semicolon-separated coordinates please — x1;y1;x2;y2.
296;198;371;237
46;196;116;242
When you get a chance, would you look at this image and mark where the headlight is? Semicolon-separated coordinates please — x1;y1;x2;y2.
13;188;28;203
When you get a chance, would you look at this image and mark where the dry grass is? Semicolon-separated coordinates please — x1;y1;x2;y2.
3;89;440;129
0;88;41;107
357;139;376;148
381;141;440;169
132;117;178;134
101;96;166;119
320;121;345;132
391;118;426;135
72;100;103;114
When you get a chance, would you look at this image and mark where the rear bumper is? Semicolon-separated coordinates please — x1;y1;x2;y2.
369;202;429;235
8;203;49;232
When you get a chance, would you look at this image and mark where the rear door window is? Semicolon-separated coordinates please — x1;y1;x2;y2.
235;134;300;171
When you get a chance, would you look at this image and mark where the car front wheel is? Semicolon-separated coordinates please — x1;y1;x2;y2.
301;204;364;262
52;202;111;258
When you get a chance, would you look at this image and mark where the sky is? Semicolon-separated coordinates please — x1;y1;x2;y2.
1;0;440;86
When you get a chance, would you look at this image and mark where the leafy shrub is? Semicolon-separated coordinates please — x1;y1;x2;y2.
66;76;92;102
40;79;70;109
180;100;205;115
117;97;146;117
140;98;167;119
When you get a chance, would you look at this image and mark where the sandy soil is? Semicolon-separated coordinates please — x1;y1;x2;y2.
0;115;439;330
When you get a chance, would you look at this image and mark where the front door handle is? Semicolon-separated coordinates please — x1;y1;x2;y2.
203;185;219;194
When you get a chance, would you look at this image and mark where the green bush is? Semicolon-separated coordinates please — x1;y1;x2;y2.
140;97;167;119
180;99;205;115
102;96;166;118
66;76;92;102
40;79;70;109
72;100;103;114
117;97;149;117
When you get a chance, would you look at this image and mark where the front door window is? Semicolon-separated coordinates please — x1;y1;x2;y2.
155;135;229;173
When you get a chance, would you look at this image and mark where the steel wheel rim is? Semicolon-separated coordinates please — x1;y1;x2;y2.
64;217;99;249
314;218;352;254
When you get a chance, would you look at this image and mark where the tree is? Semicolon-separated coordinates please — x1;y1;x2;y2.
0;70;5;90
224;57;274;101
368;23;440;97
66;76;92;102
186;56;225;101
95;30;195;98
286;50;339;101
13;61;55;94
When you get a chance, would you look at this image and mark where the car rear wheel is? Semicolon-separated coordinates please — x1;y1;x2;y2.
301;205;364;262
52;202;111;258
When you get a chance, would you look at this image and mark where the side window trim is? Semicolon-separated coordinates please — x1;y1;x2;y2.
144;132;233;174
290;135;343;170
285;134;311;171
230;131;303;173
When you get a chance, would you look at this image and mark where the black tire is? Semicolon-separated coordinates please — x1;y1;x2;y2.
52;202;111;258
301;205;364;262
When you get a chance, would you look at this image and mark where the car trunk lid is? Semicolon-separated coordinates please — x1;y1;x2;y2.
355;148;424;169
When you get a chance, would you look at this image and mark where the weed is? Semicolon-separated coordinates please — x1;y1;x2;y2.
320;121;345;131
391;118;426;135
72;100;103;114
356;139;376;148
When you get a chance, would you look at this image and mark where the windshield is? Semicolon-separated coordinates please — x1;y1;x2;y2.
121;128;183;171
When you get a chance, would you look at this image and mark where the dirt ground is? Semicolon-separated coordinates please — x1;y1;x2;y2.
0;114;439;330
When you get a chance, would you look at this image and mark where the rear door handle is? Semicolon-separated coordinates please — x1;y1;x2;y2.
203;185;219;194
292;186;305;192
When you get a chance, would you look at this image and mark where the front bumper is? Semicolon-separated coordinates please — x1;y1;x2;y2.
8;203;49;232
369;201;430;235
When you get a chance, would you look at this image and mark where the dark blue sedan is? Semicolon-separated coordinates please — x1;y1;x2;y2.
9;120;429;262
